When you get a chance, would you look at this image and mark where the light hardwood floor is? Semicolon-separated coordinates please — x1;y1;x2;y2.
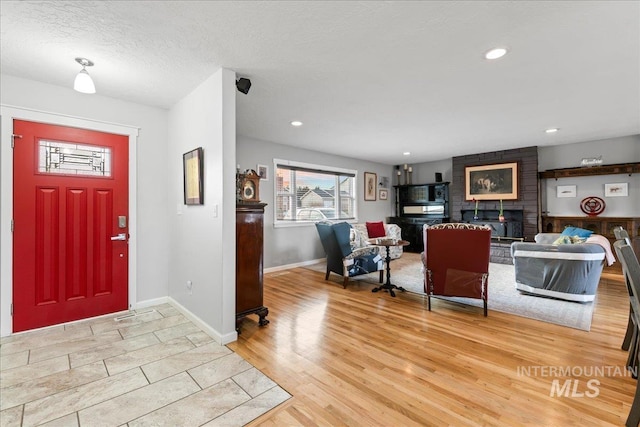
230;267;635;426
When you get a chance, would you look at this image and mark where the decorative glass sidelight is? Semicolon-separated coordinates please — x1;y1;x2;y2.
38;140;111;177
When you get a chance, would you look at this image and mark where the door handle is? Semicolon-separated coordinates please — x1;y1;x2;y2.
110;233;127;241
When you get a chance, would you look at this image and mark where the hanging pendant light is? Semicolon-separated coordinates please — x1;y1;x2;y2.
74;57;96;94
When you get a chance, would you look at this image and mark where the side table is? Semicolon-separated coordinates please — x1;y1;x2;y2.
368;239;410;297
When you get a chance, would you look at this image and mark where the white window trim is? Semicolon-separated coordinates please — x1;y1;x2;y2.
273;158;358;228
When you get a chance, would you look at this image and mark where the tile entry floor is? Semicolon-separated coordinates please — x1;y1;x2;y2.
0;304;290;426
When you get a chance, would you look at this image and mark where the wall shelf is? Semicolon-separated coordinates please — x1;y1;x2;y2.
538;162;640;179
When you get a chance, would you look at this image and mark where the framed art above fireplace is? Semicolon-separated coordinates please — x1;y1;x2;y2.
465;162;518;201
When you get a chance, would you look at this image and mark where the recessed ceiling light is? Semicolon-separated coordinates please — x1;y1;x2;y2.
485;47;508;60
545;128;560;134
403;152;411;156
290;121;303;127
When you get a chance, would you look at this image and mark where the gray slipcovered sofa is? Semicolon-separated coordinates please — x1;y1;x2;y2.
510;233;611;302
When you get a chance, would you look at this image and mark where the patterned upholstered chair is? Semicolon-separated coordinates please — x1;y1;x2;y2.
316;221;384;288
423;223;491;316
352;222;403;259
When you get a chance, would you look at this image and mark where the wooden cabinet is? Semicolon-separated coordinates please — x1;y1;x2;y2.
541;215;640;272
236;203;269;331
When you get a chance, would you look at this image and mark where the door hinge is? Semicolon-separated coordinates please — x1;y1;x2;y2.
11;134;22;148
11;219;14;232
11;303;13;316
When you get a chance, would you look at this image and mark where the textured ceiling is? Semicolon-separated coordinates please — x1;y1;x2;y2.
1;1;639;165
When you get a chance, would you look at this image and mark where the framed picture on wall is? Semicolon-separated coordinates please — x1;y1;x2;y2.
183;147;204;205
557;185;577;198
257;164;268;180
604;182;628;197
364;172;377;201
379;189;388;200
465;162;518;201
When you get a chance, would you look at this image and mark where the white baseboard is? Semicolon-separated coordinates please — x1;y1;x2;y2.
1;296;235;344
264;258;324;273
167;297;237;345
132;296;168;310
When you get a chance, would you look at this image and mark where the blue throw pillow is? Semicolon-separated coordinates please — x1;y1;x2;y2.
560;226;594;238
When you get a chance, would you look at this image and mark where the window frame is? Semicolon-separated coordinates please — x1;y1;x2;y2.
273;158;358;228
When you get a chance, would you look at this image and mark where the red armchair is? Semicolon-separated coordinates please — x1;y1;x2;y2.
423;223;492;316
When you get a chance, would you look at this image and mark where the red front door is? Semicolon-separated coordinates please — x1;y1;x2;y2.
13;120;129;332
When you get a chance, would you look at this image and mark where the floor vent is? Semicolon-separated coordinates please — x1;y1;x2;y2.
115;309;156;322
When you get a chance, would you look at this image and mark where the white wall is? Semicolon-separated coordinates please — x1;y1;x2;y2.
0;75;170;336
236;135;394;268
167;69;237;343
538;135;639;170
538;135;640;216
407;159;453;187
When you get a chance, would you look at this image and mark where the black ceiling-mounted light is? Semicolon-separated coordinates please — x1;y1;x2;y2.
236;78;251;94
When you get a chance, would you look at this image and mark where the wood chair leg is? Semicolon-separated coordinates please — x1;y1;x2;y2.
627;335;640;426
627;373;640;426
628;328;639;378
483;298;488;317
325;266;330;281
343;277;348;289
379;270;383;283
427;295;431;311
623;307;634;350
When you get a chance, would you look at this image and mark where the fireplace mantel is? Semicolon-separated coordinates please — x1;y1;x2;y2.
461;209;524;240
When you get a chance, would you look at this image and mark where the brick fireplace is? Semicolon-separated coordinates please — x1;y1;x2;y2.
461;208;525;264
451;146;539;264
461;209;524;239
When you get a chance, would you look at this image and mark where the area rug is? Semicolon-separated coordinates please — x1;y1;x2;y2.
304;253;594;331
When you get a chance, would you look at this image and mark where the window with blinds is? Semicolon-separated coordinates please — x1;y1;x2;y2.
274;159;357;224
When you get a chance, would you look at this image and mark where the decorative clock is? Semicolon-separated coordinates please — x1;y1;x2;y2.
238;170;261;203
